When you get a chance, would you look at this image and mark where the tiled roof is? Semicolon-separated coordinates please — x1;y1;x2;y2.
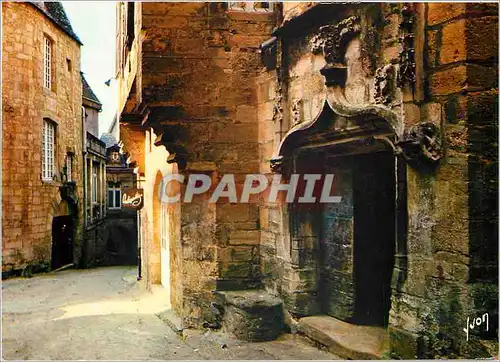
81;72;102;108
30;2;82;45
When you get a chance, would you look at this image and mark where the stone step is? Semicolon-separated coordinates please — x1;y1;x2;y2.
156;309;184;335
215;290;285;342
298;315;389;360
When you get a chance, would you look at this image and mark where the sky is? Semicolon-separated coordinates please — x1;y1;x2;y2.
63;1;117;136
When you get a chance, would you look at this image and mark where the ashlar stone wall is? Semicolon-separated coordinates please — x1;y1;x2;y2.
2;3;84;272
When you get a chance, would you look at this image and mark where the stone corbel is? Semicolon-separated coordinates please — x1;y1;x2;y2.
269;155;292;176
260;36;277;70
374;122;444;166
396;122;443;165
152;128;189;170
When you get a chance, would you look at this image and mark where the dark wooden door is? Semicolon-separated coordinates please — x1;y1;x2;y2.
352;151;395;326
51;216;74;269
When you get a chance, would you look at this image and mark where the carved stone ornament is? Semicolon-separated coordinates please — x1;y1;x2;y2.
397;122;443;164
397;3;416;89
291;99;303;127
270;156;283;173
374;63;395;105
272;85;284;124
310;16;361;65
59;181;78;215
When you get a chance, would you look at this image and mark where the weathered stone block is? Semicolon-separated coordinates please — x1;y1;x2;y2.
218;245;256;263
389;326;418;359
218;290;285;341
466;16;499;63
440;20;466;65
428;65;467;95
427;3;466;26
282;290;320;317
219;261;256;279
467;90;498;126
403;102;422;126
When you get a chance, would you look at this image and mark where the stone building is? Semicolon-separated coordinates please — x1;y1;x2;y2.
81;73;109;267
115;2;498;358
2;2;84;274
101;132;139;266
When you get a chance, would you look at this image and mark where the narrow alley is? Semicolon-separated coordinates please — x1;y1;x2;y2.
2;266;338;360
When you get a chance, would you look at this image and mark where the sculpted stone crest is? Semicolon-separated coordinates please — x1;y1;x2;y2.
310;16;361;64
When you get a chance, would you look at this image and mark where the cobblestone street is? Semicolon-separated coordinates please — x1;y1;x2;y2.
2;266;337;360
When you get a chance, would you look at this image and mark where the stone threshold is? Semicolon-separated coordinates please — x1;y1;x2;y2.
297;315;389;360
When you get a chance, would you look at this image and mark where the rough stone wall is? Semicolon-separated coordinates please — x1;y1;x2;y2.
2;3;84;272
255;2;498;358
136;2;276;327
389;4;498;358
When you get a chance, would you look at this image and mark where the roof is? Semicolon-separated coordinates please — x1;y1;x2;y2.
100;133;118;149
30;2;82;45
81;72;102;110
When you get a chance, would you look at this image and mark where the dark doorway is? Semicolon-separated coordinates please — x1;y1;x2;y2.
51;216;74;269
352;151;395;326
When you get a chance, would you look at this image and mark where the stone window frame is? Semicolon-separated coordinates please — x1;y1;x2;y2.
228;1;273;12
65;153;73;182
91;161;99;204
125;2;135;51
42;118;57;182
107;182;122;210
43;35;54;90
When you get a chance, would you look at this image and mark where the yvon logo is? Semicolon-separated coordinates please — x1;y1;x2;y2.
463;313;489;341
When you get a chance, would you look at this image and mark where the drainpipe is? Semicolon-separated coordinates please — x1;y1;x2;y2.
81;106;87;268
137;175;142;280
137;210;142;280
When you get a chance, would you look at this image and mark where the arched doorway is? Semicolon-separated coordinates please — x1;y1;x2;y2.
273;100;403;327
153;171;171;296
293;141;396;327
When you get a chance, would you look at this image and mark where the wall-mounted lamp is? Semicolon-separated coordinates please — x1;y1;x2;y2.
105;77;117;87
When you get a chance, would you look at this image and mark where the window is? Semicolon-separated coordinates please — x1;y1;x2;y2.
65;154;73;182
126;2;135;50
228;2;272;12
44;36;52;89
108;183;121;209
91;163;98;203
42;119;56;181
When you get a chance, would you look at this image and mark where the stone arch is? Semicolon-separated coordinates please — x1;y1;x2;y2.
268;83;407;324
151;170;164;285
